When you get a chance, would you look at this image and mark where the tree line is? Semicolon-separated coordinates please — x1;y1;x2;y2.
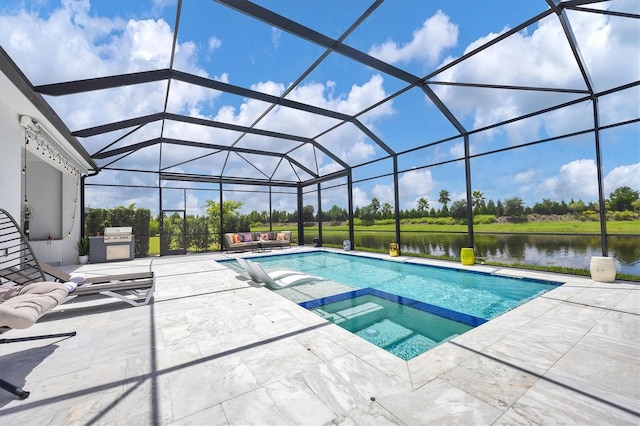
200;185;639;226
243;186;632;224
259;185;640;224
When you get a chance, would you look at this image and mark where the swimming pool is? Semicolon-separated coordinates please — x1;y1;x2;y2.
243;251;561;320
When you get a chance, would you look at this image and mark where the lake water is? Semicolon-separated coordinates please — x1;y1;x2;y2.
310;232;640;276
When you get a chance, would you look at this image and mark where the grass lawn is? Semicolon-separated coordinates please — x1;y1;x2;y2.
149;236;159;255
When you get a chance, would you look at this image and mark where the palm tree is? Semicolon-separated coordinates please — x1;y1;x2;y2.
370;198;380;215
472;190;485;213
438;190;450;208
416;197;429;214
381;202;393;218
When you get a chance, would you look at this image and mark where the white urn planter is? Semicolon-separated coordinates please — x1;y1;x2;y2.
589;256;616;282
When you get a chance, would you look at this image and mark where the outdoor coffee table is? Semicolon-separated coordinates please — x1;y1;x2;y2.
254;242;271;253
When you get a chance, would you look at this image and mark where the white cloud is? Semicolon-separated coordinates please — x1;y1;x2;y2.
185;192;206;216
433;6;639;141
514;169;535;183
538;160;640;201
127;19;174;63
371;183;394;205
362;169;437;210
449;142;464;159
604;163;640;194
539;159;597;200
271;28;281;50
399;169;435;199
211;75;392;176
208;36;222;51
152;0;177;14
352;186;369;209
368;10;458;68
0;2;217;136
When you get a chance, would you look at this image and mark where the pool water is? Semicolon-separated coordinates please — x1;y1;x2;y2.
249;251;561;320
300;288;478;360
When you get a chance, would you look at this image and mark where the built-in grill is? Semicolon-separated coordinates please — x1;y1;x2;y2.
103;227;133;243
104;227;133;260
89;227;135;263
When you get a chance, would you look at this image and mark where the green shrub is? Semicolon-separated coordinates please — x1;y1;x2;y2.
579;211;599;221
613;210;639;221
433;217;456;225
133;208;151;257
187;215;210;251
86;208;109;236
473;214;497;224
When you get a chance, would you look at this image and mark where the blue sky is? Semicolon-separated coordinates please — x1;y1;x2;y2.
1;0;638;216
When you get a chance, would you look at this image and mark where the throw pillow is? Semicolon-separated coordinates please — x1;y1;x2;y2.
276;232;286;241
260;233;269;241
232;234;241;244
244;233;253;242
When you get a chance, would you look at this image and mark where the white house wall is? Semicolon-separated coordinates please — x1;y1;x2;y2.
0;81;83;266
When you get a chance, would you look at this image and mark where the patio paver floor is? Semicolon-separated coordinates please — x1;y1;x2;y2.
1;247;638;425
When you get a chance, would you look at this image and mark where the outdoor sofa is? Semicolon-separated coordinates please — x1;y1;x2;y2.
223;231;292;252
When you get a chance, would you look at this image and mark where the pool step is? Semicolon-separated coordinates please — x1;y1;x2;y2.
315;302;384;324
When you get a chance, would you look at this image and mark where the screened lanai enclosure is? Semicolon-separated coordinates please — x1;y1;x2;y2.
2;0;639;274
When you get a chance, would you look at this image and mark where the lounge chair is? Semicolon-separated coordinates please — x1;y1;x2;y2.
236;257;262;282
236;257;302;283
244;259;320;289
1;281;76;399
39;263;155;307
0;208;155;307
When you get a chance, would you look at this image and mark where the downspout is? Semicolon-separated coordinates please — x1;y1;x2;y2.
80;169;99;239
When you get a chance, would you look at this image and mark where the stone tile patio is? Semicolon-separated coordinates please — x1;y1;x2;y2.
0;247;638;425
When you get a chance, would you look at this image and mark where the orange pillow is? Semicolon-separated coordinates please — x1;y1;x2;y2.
232;234;241;243
276;232;285;241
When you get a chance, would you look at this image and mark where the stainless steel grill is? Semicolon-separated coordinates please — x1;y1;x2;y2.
103;227;133;261
103;227;132;243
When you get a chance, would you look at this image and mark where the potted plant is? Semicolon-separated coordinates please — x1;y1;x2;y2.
76;237;90;264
